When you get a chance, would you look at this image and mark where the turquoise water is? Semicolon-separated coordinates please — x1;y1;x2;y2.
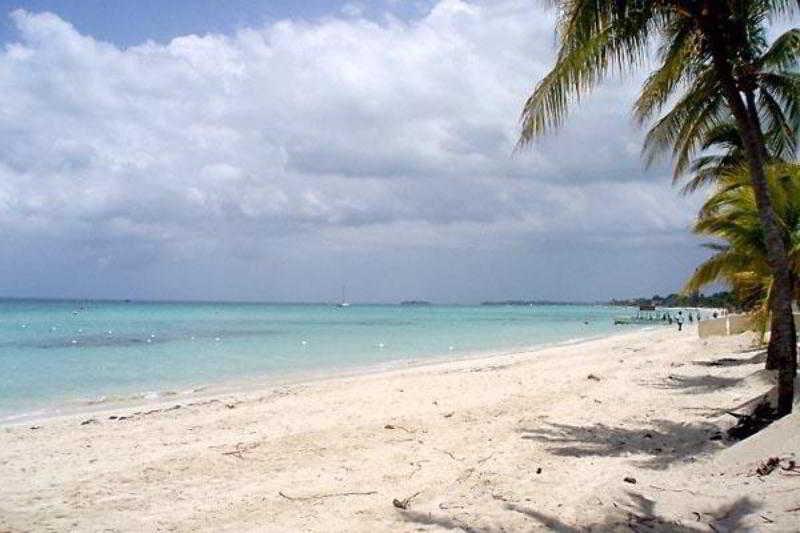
0;300;644;421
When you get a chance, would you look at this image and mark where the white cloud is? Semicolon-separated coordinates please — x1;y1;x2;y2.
0;1;704;299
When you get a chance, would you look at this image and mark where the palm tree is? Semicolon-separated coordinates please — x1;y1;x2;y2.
680;121;795;370
679;119;791;196
684;163;800;361
518;0;800;416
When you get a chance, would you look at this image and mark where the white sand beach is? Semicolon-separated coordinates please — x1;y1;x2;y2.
1;326;799;532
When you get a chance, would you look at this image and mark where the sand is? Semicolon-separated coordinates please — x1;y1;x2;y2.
1;325;799;532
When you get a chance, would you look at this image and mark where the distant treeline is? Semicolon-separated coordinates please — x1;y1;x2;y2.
608;291;738;309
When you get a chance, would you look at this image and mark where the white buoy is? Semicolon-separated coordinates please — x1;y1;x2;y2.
215;337;221;342
71;339;78;344
301;340;308;346
378;342;385;348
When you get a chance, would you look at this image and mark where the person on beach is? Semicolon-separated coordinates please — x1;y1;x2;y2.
676;316;683;331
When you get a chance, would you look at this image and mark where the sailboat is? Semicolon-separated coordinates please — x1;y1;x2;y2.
336;285;350;308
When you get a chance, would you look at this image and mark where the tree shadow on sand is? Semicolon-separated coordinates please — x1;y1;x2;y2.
396;493;760;532
693;350;766;368
517;419;724;469
396;510;484;532
506;492;760;532
650;374;743;394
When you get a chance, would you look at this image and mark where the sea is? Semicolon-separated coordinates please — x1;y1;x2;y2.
0;299;649;422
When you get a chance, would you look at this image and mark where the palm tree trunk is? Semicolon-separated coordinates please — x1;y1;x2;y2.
767;322;781;370
744;91;785;373
703;18;797;417
741;89;781;370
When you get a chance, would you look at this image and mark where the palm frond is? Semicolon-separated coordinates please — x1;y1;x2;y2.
641;71;723;176
758;88;797;158
760;28;800;71
518;2;663;146
633;17;698;124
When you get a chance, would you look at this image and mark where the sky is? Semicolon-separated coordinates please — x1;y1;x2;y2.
0;0;721;303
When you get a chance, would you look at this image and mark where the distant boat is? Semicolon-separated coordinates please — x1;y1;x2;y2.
336;285;350;308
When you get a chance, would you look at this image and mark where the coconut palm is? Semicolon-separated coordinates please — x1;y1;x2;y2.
679;122;750;195
684;163;800;360
680;122;796;370
518;0;800;416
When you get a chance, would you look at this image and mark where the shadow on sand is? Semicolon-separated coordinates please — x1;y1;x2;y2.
397;493;760;532
506;493;760;532
693;350;766;368
651;374;743;394
517;419;724;469
397;510;482;532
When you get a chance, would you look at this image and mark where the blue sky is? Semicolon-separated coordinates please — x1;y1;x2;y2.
0;1;432;46
0;1;726;303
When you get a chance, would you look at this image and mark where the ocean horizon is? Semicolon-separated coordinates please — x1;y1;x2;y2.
0;299;654;422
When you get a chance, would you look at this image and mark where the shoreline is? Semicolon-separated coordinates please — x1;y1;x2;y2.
0;324;658;427
4;324;796;531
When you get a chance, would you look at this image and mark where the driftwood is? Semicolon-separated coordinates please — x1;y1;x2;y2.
222;442;260;459
781;459;799;473
436;448;457;461
756;457;781;476
753;457;800;477
392;491;421;509
649;485;704;496
279;490;377;501
384;424;414;433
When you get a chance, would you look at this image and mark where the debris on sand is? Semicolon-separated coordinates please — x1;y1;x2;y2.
392;491;421;510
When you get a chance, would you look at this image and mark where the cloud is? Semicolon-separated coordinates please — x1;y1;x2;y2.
0;1;704;300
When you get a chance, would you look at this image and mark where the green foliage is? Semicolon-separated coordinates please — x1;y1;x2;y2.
519;0;800;328
609;291;741;309
683;162;800;337
521;0;800;414
518;1;800;179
